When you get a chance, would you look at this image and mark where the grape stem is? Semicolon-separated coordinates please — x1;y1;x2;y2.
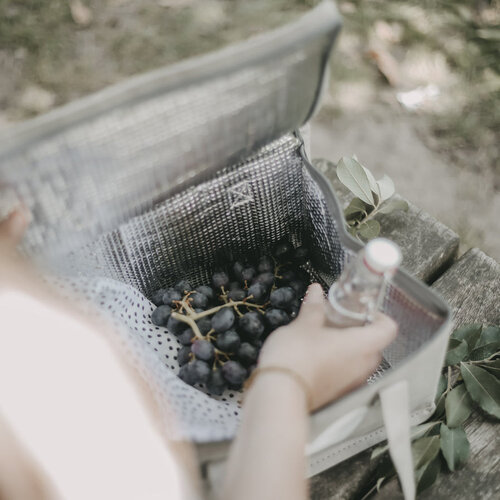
190;300;264;320
171;299;265;339
215;348;230;360
171;312;204;339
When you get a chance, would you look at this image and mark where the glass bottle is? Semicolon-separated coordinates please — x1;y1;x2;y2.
326;238;402;328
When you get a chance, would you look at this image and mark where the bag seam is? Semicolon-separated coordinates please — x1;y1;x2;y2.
309;403;434;465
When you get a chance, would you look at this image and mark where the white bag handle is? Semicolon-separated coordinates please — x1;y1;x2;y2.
380;380;415;500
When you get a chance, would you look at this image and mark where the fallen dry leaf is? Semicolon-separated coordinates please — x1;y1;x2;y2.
367;47;400;87
19;85;56;114
70;0;93;27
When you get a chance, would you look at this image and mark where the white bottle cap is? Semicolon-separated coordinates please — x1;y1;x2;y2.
364;238;402;275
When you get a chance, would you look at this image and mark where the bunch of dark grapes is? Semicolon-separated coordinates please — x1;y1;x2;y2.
150;239;310;395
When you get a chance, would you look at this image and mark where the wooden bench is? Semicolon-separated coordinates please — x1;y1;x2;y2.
310;160;500;499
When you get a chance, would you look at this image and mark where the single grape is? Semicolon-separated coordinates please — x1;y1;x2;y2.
289;280;307;298
246;282;267;303
232;261;244;281
253;272;275;290
162;288;182;306
196;285;215;301
239;311;265;339
228;289;246;301
191;339;215;362
179;364;197;385
151;305;172;326
174;280;192;294
257;255;274;274
177;346;192;366
215;329;241;352
249;338;263;349
212;308;235;333
167;315;187;335
190;292;208;309
151;288;167;306
270;287;296;309
212;270;230;290
237;343;259;366
206;369;227;396
241;265;256;283
280;269;298;285
191;359;211;383
179;360;210;385
272;239;292;261
229;281;242;291
292;246;309;265
222;361;247;385
178;328;195;346
265;308;291;328
196;317;212;335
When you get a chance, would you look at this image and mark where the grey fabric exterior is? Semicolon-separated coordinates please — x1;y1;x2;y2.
0;1;451;492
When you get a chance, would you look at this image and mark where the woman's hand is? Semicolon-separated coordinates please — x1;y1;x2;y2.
0;209;29;289
0;209;27;253
258;283;398;411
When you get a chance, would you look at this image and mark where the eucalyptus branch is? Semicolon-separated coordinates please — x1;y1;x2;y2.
466;350;500;364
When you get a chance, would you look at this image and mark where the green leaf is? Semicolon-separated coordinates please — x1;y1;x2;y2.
361;165;381;199
344;197;368;218
336;157;375;206
411;421;441;441
469;341;500;361
357;220;380;240
347;225;357;236
416;456;441;495
445;384;473;428
371;443;388;460
378;198;408;215
412;436;441;469
371;421;440;460
440;424;470;471
478;359;500;379
435;373;447;402
476;326;500;347
376;174;395;201
451;324;483;349
445;338;469;366
376;477;386;492
434;391;447;419
461;363;500;419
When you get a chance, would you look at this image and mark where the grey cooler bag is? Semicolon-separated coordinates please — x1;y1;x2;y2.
0;2;452;498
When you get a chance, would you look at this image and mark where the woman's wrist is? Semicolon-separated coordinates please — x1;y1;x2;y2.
245;368;309;415
245;366;312;412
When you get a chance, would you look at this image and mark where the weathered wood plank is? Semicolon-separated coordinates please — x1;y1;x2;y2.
376;248;500;499
309;451;373;500
313;159;459;283
432;248;500;327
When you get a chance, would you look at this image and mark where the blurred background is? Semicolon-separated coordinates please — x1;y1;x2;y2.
0;0;498;259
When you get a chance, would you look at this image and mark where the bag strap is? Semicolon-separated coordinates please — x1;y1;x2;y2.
379;380;415;500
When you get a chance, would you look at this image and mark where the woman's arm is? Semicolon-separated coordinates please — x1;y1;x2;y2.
0;211;198;500
222;284;398;500
222;370;308;500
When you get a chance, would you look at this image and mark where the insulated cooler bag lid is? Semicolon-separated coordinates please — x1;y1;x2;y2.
0;0;342;268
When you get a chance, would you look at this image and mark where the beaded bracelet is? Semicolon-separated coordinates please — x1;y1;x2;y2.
244;366;313;411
